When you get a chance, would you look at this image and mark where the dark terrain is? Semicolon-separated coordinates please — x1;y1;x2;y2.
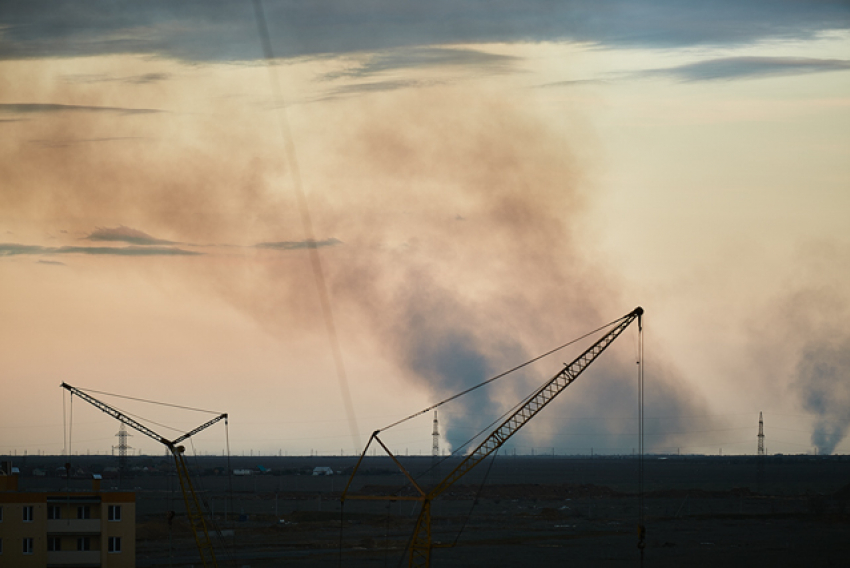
7;454;850;567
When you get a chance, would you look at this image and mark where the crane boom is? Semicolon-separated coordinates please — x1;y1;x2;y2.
431;306;642;499
60;383;169;445
60;382;226;568
341;306;643;567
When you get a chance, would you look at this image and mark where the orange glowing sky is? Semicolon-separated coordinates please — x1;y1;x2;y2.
1;1;849;458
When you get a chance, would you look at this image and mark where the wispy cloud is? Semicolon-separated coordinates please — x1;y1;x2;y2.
0;243;199;257
63;72;172;85
29;137;151;148
255;238;342;250
639;56;850;82
0;103;164;115
537;78;609;89
85;225;176;246
323;48;520;80
323;80;431;99
36;259;66;266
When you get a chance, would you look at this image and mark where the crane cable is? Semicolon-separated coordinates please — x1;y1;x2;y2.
62;388;67;455
188;437;237;568
380;312;632;433
69;392;73;457
637;317;646;563
369;312;636;494
73;386;222;414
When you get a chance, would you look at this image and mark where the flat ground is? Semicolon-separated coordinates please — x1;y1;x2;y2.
11;454;850;567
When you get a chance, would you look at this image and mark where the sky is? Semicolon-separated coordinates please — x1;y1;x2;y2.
1;1;849;459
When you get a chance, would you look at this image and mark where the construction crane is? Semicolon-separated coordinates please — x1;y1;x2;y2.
60;382;227;568
341;306;643;567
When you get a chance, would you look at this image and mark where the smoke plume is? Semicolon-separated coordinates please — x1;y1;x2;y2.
0;70;709;453
796;336;850;455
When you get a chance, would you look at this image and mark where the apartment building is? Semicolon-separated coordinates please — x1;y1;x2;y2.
0;474;135;568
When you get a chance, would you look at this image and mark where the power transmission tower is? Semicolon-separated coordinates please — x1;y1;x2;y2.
115;423;132;474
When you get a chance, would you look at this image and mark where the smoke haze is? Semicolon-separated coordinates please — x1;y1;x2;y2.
3;3;847;456
0;70;710;452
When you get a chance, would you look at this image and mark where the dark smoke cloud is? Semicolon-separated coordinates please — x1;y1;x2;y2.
279;87;711;451
0;62;710;453
795;337;850;455
749;244;850;455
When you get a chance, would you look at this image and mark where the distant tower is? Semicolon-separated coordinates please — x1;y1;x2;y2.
432;411;440;459
757;412;764;456
115;423;132;473
431;411;440;485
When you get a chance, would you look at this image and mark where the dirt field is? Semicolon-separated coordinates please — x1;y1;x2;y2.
10;454;850;566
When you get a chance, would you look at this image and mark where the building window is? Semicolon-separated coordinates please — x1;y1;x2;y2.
0;505;3;521
108;505;121;521
23;506;33;522
77;537;91;551
0;537;3;554
23;538;34;554
77;506;90;520
108;537;121;553
47;537;62;551
48;505;61;520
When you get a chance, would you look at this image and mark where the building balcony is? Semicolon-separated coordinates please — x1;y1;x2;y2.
47;519;101;534
46;550;101;566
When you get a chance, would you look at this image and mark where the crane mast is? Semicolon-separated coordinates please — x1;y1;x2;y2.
60;383;226;568
341;306;643;567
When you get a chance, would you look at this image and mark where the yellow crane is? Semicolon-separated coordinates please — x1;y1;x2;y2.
61;382;227;568
341;307;643;567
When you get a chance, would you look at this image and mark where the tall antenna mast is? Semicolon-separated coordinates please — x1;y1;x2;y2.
432;411;440;459
757;411;764;456
431;411;440;485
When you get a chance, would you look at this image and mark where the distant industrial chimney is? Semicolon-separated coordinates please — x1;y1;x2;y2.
757;412;764;457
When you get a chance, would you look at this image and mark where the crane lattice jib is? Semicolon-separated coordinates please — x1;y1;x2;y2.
174;413;228;446
60;382;227;448
60;382;224;568
431;306;642;499
60;383;170;446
